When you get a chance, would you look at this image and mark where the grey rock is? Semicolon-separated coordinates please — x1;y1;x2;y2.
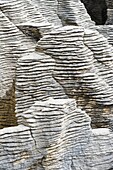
16;52;67;115
0;0;113;170
37;25;113;128
1;98;113;169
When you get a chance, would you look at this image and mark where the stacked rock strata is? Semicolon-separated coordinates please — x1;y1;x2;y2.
57;0;94;27
0;0;52;128
0;0;52;37
0;9;35;128
1;0;113;169
0;0;48;25
37;26;113;128
24;99;113;170
93;25;113;45
1;98;113;170
0;125;43;170
31;0;62;27
16;52;67;115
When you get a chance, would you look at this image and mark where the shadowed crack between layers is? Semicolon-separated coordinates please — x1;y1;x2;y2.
80;0;108;25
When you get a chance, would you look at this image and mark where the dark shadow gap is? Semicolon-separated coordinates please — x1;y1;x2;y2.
0;81;17;129
18;25;42;42
80;0;108;25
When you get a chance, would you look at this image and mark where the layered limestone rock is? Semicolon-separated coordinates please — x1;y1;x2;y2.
0;0;52;128
0;0;52;37
1;0;113;169
1;98;113;170
37;25;113;128
31;0;62;27
16;52;67;115
93;25;113;45
0;9;35;128
57;0;94;27
0;125;43;170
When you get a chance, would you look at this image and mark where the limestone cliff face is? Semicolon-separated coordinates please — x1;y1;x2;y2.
36;25;113;128
0;0;113;169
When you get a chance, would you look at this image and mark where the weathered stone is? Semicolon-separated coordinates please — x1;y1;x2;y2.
0;0;113;169
16;52;67;115
57;0;94;27
0;8;35;128
1;98;113;169
37;25;113;128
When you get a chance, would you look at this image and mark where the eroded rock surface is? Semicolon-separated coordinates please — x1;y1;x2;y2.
37;25;113;128
16;52;67;115
57;0;94;26
0;0;113;170
1;98;113;170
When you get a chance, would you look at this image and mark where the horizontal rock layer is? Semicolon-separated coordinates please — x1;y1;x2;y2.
0;8;36;128
1;99;113;169
0;0;113;169
57;0;94;27
16;52;67;115
37;25;113;128
0;125;43;170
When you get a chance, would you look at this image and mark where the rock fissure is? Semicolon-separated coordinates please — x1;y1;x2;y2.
80;0;108;25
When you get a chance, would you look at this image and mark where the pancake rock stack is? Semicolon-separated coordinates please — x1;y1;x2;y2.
16;52;67;115
31;0;62;27
1;98;113;170
0;0;52;128
1;0;113;169
0;8;35;128
37;25;113;128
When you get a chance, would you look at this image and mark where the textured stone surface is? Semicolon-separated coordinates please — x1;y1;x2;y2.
31;0;62;27
0;8;35;128
0;0;113;169
16;52;67;115
0;125;43;170
1;98;113;170
0;0;52;128
37;25;113;128
57;0;94;27
94;25;113;45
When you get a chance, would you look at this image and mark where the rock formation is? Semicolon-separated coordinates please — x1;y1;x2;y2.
0;0;113;169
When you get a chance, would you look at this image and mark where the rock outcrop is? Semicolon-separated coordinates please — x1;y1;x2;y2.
1;98;113;170
0;0;113;169
16;52;67;115
37;25;113;128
